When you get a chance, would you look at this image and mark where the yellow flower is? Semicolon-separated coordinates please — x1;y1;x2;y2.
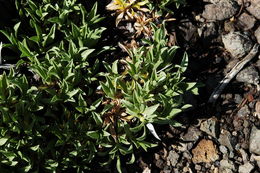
106;0;149;26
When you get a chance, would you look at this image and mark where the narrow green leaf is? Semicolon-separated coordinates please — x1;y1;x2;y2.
80;49;95;61
0;137;8;146
116;156;122;173
143;104;159;116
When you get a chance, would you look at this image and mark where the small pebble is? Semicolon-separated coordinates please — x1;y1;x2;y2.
226;94;233;100
232;131;238;136
195;164;202;171
220;145;228;154
229;151;234;158
205;163;211;168
243;120;250;128
234;94;243;104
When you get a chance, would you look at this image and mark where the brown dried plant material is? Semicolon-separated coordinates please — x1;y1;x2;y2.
192;139;219;163
254;101;260;119
106;0;149;26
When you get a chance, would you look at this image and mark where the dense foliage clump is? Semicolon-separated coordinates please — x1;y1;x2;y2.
0;0;196;172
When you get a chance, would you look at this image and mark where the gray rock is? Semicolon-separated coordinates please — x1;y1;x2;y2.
220;159;236;173
219;130;234;151
238;162;254;173
167;150;180;166
237;12;256;30
249;126;260;155
183;151;192;160
195;164;202;171
222;32;253;58
202;0;239;21
250;154;260;168
243;120;250;128
239;148;249;163
178;20;197;42
220;145;229;154
236;66;259;85
201;22;218;44
200;117;218;138
182;126;202;142
237;105;250;117
229;151;235;159
256;59;260;72
255;27;260;44
176;142;193;152
205;163;211;168
234;94;243;104
246;0;260;20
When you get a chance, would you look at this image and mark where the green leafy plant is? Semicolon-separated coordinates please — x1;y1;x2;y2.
0;0;196;172
98;23;198;172
0;1;108;172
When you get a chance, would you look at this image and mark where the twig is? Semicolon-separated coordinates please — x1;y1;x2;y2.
235;0;244;18
208;44;259;104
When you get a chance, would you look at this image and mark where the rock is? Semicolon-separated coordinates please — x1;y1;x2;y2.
201;22;218;44
162;166;171;173
249;126;260;155
246;0;260;20
205;163;211;168
220;145;229;154
224;20;236;33
229;151;235;159
219;159;236;173
250;154;260;168
142;167;151;173
243;120;250;128
173;168;179;173
183;151;192;160
236;66;259;85
167;150;179;166
222;32;253;58
202;0;239;21
176;142;194;152
239;148;249;163
234;94;243;104
192;139;219;163
183;166;190;172
178;19;197;42
225;94;233;100
154;153;164;169
219;129;234;151
238;162;254;173
233;116;244;131
237;12;256;30
200;117;218;138
237;105;250;117
195;164;202;171
232;131;238;136
255;27;260;44
181;126;202;142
